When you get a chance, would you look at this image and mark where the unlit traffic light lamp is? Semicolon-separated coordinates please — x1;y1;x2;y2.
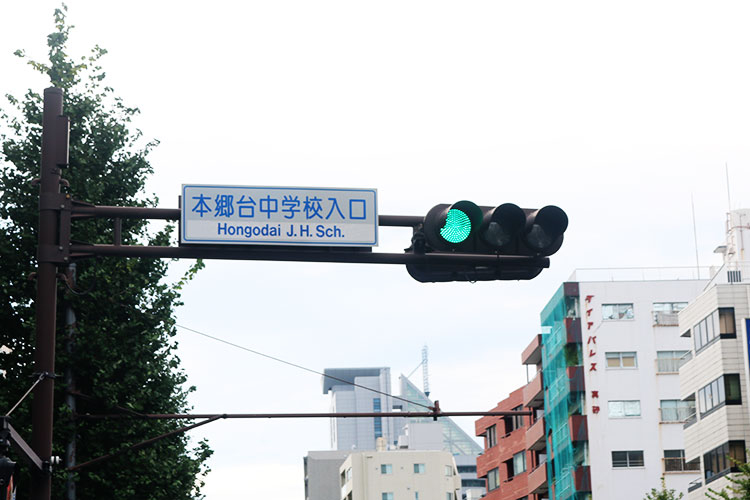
407;201;568;282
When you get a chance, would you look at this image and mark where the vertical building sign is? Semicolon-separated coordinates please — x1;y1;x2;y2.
585;294;600;415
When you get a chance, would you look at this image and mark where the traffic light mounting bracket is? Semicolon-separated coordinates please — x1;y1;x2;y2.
1;417;45;473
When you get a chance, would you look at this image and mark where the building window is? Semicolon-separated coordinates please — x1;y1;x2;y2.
704;441;746;482
445;465;454;476
608;400;641;418
381;464;392;474
653;302;687;326
415;493;419;500
612;450;645;468
656;350;690;373
694;308;737;352
446;493;453;500
660;400;695;422
605;351;637;369
457;465;476;474
699;374;742;416
486;424;497;449
663;450;700;473
461;479;486;487
488;468;500;491
413;463;425;474
382;493;394;500
602;303;634;321
513;451;527;476
373;398;383;439
503;405;525;434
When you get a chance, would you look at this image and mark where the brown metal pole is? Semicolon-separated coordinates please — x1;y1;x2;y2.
32;87;69;500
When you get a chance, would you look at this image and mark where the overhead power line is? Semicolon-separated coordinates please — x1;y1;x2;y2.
175;324;432;410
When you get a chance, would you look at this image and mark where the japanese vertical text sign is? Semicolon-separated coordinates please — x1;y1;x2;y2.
181;185;378;247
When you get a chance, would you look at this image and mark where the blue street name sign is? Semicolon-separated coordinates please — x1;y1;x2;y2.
181;185;378;246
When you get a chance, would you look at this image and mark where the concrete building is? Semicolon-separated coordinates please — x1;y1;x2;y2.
482;270;707;500
339;449;462;500
679;208;750;498
319;367;485;499
324;367;398;451
304;450;352;500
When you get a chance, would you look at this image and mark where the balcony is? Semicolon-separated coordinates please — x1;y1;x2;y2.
528;461;548;495
523;371;544;408
660;407;695;424
522;334;543;366
574;465;591;492
569;415;588;443
567;366;585;393
655;355;691;374
653;311;679;326
565;318;582;344
663;457;700;474
526;416;546;451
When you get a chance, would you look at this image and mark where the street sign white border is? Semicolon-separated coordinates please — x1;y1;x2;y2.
180;184;378;247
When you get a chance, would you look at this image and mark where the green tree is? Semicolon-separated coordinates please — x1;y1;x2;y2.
0;5;211;499
644;477;684;500
706;456;750;500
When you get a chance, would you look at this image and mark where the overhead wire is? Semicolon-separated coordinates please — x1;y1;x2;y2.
175;324;433;410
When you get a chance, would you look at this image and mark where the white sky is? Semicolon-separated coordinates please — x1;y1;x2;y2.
3;1;750;498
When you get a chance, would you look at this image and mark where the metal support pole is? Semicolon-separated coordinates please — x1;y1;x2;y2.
32;87;69;500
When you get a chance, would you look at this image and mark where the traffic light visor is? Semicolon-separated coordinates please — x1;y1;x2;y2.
481;203;526;249
524;205;568;253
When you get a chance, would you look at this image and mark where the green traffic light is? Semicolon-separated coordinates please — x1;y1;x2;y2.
440;208;472;243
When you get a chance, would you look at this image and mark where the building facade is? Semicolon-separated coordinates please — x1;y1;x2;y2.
304;450;352;500
491;273;707;500
324;367;398;451
475;386;545;500
339;450;462;500
679;208;750;497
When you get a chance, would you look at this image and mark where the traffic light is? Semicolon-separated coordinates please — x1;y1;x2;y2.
0;456;15;490
406;201;568;282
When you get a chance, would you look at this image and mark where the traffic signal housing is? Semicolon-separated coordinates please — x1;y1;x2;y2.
0;456;15;491
406;201;568;282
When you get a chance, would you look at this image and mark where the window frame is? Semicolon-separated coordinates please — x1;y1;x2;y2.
413;463;425;474
380;463;392;475
612;450;645;468
487;467;500;491
605;351;638;369
607;400;642;418
602;303;635;321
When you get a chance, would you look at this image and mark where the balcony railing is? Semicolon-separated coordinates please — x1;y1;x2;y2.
653;311;680;326
656;356;690;373
660;407;695;423
664;457;700;473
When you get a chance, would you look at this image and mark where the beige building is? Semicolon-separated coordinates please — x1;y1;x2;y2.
679;209;750;498
339;449;461;500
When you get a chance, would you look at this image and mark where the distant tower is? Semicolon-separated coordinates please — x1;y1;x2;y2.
422;345;430;397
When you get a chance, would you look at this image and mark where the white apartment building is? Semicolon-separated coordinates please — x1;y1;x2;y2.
579;277;706;498
680;208;750;498
339;449;462;500
539;271;706;499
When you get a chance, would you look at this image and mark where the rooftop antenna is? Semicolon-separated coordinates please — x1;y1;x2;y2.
726;162;732;212
421;345;430;397
691;194;700;279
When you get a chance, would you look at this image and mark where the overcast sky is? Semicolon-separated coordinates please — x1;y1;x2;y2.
3;2;750;498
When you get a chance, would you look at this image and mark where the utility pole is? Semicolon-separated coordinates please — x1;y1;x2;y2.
31;87;69;500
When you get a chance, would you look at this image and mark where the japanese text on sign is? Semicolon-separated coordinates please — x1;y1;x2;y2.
181;185;378;246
